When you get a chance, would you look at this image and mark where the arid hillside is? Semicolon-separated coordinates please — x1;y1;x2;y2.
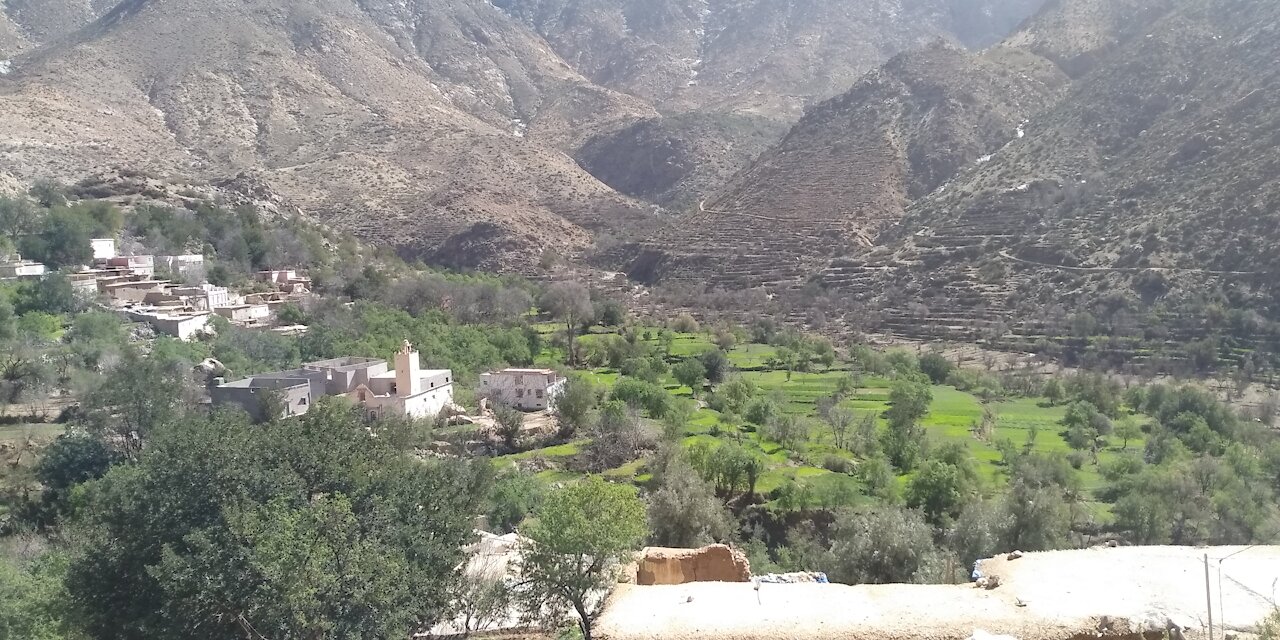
1;0;1052;268
576;113;789;210
612;41;1066;290
0;0;660;271
812;0;1280;369
497;0;1050;118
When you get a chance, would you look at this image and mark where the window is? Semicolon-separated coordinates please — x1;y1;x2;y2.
358;390;367;402
390;382;398;394
536;390;544;399
516;389;525;398
299;397;308;405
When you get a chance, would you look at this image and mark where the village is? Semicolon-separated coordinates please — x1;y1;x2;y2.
3;200;1280;640
2;236;310;339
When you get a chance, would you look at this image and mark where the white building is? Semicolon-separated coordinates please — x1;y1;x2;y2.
103;255;155;277
212;344;453;422
90;238;117;261
215;303;271;325
0;257;47;279
351;342;454;420
480;368;566;411
159;254;205;279
124;309;213;341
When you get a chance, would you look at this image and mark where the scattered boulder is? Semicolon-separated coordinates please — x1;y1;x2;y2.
1007;550;1023;560
635;544;751;585
976;574;1001;590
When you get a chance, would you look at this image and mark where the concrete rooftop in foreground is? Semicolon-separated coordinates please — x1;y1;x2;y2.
595;546;1280;640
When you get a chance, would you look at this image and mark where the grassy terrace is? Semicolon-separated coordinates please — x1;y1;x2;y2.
504;324;1143;518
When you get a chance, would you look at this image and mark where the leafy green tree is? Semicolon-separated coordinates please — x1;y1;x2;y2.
647;453;734;547
1002;479;1070;551
1042;378;1064;404
487;470;545;534
30;431;119;528
0;554;82;640
554;375;597;439
826;507;944;584
610;378;670;418
65;401;487;639
79;349;192;458
672;358;706;397
745;396;778;425
713;377;757;414
0;195;43;238
1115;416;1142;450
517;478;647;640
949;500;1008;568
906;460;973;527
886;380;932;427
918;352;954;384
540;282;593;365
494;403;526;450
858;455;899;502
0;297;14;343
700;349;730;384
13;275;81;316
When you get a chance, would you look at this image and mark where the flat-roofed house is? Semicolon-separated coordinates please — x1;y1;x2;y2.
480;368;566;411
0;257;47;279
123;309;213;341
103;255;155;277
215;303;272;326
90;238;117;261
212;343;453;422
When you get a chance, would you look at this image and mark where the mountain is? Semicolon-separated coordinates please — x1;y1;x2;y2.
811;0;1280;368
0;0;116;56
496;0;1051;118
1002;0;1177;77
615;41;1066;288
0;0;659;271
0;0;1055;270
575;112;789;209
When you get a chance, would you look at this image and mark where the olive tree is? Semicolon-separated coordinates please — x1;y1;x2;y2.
517;478;647;640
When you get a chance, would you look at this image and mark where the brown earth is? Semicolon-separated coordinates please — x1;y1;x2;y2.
634;544;751;586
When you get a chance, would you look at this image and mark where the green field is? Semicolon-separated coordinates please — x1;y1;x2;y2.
511;326;1136;514
0;423;65;443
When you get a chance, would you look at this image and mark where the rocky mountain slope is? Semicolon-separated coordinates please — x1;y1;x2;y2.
497;0;1050;118
0;0;660;270
498;0;1051;209
814;0;1280;368
575;112;789;210
617;40;1067;289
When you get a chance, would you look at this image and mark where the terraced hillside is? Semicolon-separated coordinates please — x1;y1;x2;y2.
812;0;1280;372
617;42;1067;289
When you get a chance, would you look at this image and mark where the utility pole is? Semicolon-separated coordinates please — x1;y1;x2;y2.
1205;553;1214;640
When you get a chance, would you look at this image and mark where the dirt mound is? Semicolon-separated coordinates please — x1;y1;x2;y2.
635;545;751;585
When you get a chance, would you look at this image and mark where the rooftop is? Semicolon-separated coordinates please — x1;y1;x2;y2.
302;356;385;370
595;545;1280;640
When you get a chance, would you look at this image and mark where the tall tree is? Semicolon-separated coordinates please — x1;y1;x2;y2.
517;477;647;640
64;400;488;639
540;282;593;366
